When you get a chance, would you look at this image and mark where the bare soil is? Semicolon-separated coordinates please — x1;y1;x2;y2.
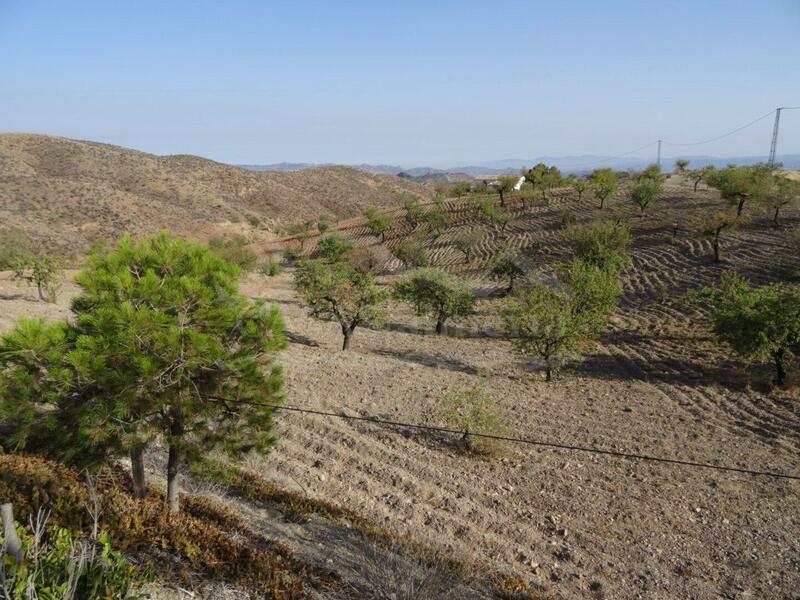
1;182;798;599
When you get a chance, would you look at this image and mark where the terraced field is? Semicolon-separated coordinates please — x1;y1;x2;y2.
252;182;799;598
1;181;798;598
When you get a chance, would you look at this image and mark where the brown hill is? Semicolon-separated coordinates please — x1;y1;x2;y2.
0;133;432;256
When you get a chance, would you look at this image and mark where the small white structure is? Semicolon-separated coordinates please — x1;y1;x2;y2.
513;175;526;191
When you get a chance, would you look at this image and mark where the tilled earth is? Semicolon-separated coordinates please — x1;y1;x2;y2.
2;182;799;598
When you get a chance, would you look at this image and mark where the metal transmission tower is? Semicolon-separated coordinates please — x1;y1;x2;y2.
768;108;782;167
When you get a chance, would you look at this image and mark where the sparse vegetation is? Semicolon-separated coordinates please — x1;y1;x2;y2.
438;381;510;456
258;259;283;276
565;220;631;274
452;228;485;263
675;158;690;174
294;259;387;349
208;234;258;271
318;232;355;262
394;268;475;334
487;248;526;295
365;209;396;243
697;272;800;386
694;212;745;263
706;165;772;216
12;254;62;302
589;168;619;209
393;238;430;267
629;175;664;214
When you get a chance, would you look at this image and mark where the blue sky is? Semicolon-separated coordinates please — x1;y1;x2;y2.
1;0;798;166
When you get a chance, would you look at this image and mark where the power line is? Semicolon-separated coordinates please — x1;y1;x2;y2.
662;109;776;147
219;398;800;482
567;140;659;170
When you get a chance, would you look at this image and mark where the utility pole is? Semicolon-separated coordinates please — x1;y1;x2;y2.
656;140;662;168
768;107;782;167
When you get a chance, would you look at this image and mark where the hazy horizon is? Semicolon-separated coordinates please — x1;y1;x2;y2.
1;0;799;165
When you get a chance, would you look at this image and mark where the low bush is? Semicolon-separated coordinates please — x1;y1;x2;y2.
258;259;283;277
208;235;258;271
437;382;510;457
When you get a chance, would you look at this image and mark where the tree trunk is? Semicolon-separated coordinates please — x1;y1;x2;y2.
166;443;180;514
499;190;505;207
130;444;147;499
713;236;720;263
506;276;515;295
736;197;745;216
599;197;605;210
341;322;356;351
774;349;787;387
545;365;552;382
773;206;781;227
435;312;446;335
37;281;44;301
693;179;700;192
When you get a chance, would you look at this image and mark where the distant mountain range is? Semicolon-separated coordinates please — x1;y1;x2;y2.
240;154;800;178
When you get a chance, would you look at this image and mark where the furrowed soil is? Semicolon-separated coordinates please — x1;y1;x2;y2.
1;180;798;599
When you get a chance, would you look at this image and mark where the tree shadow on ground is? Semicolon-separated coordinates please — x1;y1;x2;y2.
285;330;320;347
370;347;478;375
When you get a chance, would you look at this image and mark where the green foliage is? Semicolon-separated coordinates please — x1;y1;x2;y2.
0;229;31;270
208;234;258;271
394;268;475;334
502;258;620;380
694;212;746;263
364;209;395;243
688;165;715;192
438;381;510;456
629;176;664;213
343;246;383;274
705;165;773;216
316;219;330;235
317;232;354;262
257;259;283;277
393;238;430;267
697;272;800;385
294;259;388;349
452;228;485;262
403;197;425;227
448;181;474;198
285;220;314;250
565;220;631;274
12;254;62;302
526;163;562;200
589;168;618;209
769;175;800;226
493;176;518;207
638;163;665;183
424;206;449;237
675;158;690;173
487;248;525;295
0;519;146;599
0;233;287;514
571;178;589;200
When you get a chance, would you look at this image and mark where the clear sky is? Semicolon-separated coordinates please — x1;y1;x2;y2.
1;0;799;167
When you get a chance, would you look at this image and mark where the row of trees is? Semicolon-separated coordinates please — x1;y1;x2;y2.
0;233;286;514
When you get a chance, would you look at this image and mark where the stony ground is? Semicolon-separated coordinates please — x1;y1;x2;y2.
1;181;798;599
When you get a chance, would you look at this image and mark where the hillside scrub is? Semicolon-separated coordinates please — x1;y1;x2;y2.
394;268;475;334
12;253;62;302
565;220;632;274
293;259;387;350
318;232;354;262
0;233;287;514
208;234;258;271
696;272;800;386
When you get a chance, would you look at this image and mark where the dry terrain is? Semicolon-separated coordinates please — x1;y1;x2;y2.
0;133;432;257
1;180;799;598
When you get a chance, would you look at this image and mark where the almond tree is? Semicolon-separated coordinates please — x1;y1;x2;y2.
487;248;525;295
572;178;588;201
493;175;518;207
364;209;395;243
294;259;387;350
768;175;800;227
453;228;485;263
629;176;664;214
706;165;772;216
394;268;475;334
695;212;745;263
689;165;715;192
589;168;618;209
675;158;690;174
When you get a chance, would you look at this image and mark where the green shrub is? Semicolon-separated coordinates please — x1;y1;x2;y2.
317;233;354;262
393;239;429;267
12;254;62;302
438;382;510;456
0;229;30;270
208;235;258;271
0;517;147;599
258;259;283;277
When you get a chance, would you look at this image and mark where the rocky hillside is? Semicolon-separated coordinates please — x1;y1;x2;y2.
0;133;432;256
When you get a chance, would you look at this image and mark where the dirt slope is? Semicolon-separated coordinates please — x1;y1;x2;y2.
0;133;431;256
